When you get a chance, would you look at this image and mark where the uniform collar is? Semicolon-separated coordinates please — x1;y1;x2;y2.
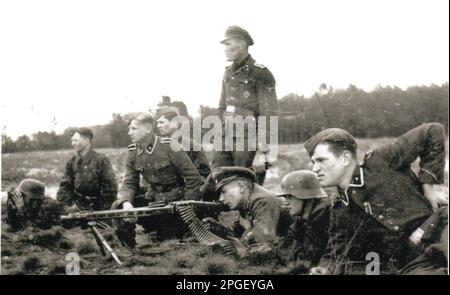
231;54;253;73
348;166;364;188
337;188;350;206
137;134;158;155
337;166;365;206
76;147;94;162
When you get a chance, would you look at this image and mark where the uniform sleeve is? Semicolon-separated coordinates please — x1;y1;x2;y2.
374;123;446;184
247;197;280;245
255;68;278;117
56;158;76;205
169;147;203;200
218;74;227;116
255;68;278;145
99;155;118;209
118;151;140;205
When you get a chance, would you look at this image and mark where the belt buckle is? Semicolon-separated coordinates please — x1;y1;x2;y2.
226;105;236;113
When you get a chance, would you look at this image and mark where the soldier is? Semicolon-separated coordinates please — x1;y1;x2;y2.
6;179;62;232
57;127;118;212
276;170;331;272
202;166;283;262
304;123;448;275
114;112;204;245
212;26;279;185
155;106;211;179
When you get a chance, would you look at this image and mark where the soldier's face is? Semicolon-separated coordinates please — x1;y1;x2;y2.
223;38;247;62
128;120;153;144
71;132;90;153
156;116;176;136
23;195;43;210
219;181;249;210
284;196;305;216
311;144;348;188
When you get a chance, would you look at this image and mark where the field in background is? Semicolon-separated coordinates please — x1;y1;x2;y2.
1;138;448;274
2;138;448;198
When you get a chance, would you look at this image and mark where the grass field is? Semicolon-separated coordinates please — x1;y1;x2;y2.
1;139;448;275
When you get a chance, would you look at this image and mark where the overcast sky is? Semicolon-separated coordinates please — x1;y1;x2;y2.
1;0;448;139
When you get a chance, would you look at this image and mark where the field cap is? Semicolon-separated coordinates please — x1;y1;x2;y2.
221;26;254;46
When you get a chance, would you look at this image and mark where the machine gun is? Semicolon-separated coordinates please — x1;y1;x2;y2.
60;200;236;264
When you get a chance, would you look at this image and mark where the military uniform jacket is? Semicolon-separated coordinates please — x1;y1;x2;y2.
231;184;281;246
119;135;203;205
285;198;331;266
319;123;445;273
218;55;278;142
57;149;118;210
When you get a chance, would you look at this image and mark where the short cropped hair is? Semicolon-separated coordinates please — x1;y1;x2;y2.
321;139;357;159
71;127;94;141
131;112;155;127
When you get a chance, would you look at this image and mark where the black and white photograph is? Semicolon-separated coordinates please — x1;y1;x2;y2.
0;0;448;280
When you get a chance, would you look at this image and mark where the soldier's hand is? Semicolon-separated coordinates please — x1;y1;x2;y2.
122;201;137;223
202;217;219;231
309;267;330;275
252;152;267;174
422;184;448;212
65;204;81;214
408;227;425;246
7;188;23;209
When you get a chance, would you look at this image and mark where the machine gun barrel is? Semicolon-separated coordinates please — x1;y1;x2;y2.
60;201;227;221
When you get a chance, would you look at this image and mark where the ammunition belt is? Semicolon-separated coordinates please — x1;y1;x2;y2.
177;205;237;256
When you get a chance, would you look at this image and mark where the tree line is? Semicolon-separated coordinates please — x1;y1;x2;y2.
2;83;448;153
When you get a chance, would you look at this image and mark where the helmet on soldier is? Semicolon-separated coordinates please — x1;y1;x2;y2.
280;170;327;200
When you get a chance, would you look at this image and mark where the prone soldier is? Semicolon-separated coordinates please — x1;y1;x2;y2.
202;166;283;263
5;179;62;232
305;123;448;275
57;127;118;212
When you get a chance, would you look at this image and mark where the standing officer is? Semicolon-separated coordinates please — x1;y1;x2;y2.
277;170;331;272
212;26;279;185
57;127;118;212
202;166;282;262
305;123;448;275
114;112;204;245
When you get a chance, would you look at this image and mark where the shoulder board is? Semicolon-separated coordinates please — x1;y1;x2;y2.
127;143;137;151
159;137;172;144
254;63;266;69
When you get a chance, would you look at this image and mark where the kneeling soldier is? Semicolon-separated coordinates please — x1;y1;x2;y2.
57;127;118;212
114;112;204;246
